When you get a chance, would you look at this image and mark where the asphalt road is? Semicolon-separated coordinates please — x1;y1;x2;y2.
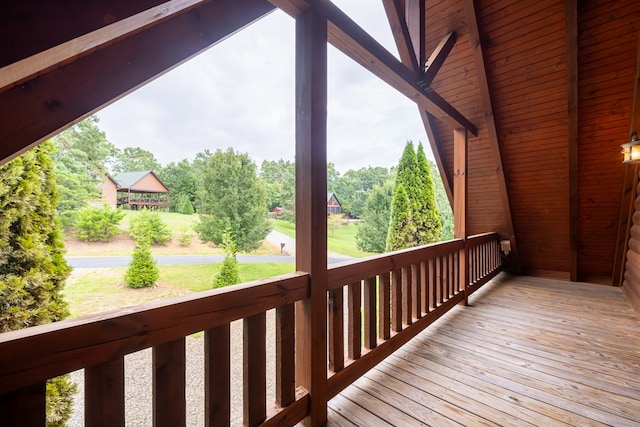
66;254;351;269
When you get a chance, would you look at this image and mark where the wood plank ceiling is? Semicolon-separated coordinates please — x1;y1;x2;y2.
422;0;640;282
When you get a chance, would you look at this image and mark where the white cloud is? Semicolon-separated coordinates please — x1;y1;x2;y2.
97;1;432;174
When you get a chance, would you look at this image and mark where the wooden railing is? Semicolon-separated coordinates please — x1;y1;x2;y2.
0;233;502;426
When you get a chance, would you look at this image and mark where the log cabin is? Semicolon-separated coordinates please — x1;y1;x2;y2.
102;170;170;211
1;0;640;426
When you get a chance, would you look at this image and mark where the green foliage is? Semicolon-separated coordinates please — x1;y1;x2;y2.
125;243;159;288
386;184;416;251
196;148;271;252
52;115;115;227
387;141;442;250
356;182;393;253
159;160;198;212
75;204;125;242
111;146;161;173
328;214;344;236
260;159;295;211
212;231;240;289
129;209;171;246
430;160;454;240
177;227;194;247
173;192;195;215
332;166;389;218
46;376;77;427
415;143;442;244
0;141;76;426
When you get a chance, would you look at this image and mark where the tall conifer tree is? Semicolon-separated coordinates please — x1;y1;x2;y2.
386;184;415;251
0;141;76;426
416;143;442;244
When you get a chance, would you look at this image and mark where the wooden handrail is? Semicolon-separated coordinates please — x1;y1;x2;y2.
0;234;502;426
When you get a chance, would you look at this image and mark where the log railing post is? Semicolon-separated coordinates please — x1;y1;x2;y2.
453;128;468;304
295;8;328;426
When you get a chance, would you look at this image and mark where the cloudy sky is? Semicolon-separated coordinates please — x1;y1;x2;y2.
96;1;432;174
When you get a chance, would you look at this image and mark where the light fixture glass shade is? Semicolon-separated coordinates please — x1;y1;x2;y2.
622;133;640;163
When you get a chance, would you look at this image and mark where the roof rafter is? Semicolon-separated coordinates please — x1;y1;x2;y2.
382;0;454;204
0;0;275;164
462;0;521;272
422;32;457;87
269;0;478;135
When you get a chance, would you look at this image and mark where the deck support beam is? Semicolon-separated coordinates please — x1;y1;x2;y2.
295;8;328;426
453;129;469;305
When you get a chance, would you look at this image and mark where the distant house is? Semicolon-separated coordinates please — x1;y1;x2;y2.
327;192;341;215
102;170;170;211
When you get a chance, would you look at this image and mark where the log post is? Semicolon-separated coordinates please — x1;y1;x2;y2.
453;128;468;304
295;8;328;426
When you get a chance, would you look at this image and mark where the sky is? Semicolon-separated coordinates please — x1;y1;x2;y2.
96;1;432;174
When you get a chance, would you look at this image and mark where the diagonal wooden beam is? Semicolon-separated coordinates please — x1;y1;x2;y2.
0;0;275;165
423;32;457;86
463;0;519;268
269;0;478;135
462;0;521;272
382;0;454;203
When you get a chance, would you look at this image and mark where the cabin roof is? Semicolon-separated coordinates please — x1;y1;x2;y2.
111;170;169;193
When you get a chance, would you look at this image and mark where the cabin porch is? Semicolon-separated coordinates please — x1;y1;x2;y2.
327;274;640;426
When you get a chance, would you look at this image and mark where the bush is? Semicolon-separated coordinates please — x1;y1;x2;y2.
212;231;240;289
129;209;172;246
173;193;195;215
177;227;194;247
46;375;77;427
125;243;159;288
75;204;125;242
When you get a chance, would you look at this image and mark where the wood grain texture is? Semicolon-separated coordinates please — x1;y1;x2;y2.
328;274;640;425
85;357;125;426
205;324;230;427
153;338;186;427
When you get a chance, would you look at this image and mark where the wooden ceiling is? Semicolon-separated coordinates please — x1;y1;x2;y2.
1;0;639;283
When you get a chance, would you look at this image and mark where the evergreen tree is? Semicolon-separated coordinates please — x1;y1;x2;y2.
212;230;240;289
196;148;270;252
415;143;442;244
125;242;159;288
386;184;415;251
0;141;76;426
356;182;393;253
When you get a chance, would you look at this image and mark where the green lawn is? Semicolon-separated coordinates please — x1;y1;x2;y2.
272;219;374;258
64;263;295;318
119;210;200;234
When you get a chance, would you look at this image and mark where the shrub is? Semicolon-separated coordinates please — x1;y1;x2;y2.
177;227;194;247
75;204;125;242
212;231;240;289
125;243;159;288
129;209;172;246
174;193;195;215
46;375;77;427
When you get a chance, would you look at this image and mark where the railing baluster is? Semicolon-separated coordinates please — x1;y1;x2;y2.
328;290;344;372
276;304;296;407
363;277;377;350
412;263;421;319
449;252;455;297
420;261;428;315
205;324;230;427
402;266;413;326
442;253;449;300
378;272;391;341
437;256;444;304
429;258;436;311
244;313;266;427
153;338;186;427
347;281;362;360
86;357;125;426
391;269;402;332
0;382;46;427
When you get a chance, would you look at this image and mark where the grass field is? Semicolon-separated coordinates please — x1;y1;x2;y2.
272;219;373;258
119;210;200;234
64;263;295;318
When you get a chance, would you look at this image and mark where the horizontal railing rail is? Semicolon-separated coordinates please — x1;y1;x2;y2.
0;233;502;426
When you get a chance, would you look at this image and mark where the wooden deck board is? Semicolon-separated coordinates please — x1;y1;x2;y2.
327;273;640;426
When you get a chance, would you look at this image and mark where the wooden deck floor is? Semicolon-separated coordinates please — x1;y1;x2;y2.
327;273;640;426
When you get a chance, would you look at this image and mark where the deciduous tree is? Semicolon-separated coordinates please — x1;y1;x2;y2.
196;148;270;252
356;181;393;253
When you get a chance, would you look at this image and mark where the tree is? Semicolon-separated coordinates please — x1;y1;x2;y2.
328;214;344;236
356;182;393;253
52;115;116;227
334;166;389;218
158;159;197;212
386;184;415;251
430;160;454;240
259;159;295;211
196;148;270;252
125;242;159;288
111;146;162;173
212;230;240;289
129;209;172;246
0;141;76;426
75;204;125;242
415;143;442;244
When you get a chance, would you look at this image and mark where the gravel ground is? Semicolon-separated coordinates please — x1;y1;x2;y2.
68;311;277;426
